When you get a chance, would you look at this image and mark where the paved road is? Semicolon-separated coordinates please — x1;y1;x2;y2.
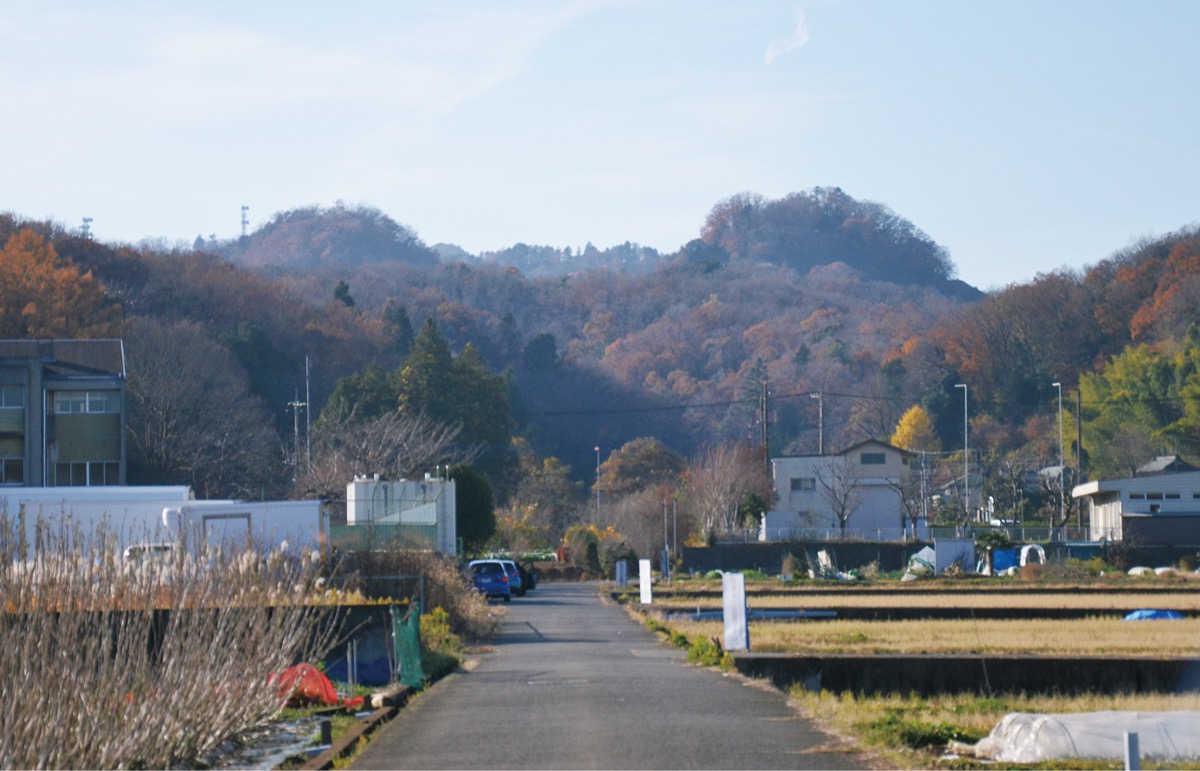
352;582;872;770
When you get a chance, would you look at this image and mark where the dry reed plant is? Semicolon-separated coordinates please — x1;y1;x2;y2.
0;513;339;769
663;617;1200;656
333;547;500;640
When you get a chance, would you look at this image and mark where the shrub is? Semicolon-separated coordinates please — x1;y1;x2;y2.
863;710;980;750
333;548;495;640
686;635;732;669
420;605;465;675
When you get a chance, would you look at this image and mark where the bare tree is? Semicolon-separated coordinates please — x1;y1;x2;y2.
682;443;773;537
598;486;670;559
298;403;465;501
817;458;862;534
886;467;924;540
125;317;283;498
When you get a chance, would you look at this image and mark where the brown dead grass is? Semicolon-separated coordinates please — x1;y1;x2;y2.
662;616;1200;655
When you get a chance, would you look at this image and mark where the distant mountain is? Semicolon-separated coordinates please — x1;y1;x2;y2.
225;203;439;269
473;241;665;277
698;187;982;301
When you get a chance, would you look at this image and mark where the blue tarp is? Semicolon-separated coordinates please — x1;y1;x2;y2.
1124;609;1184;621
324;655;393;686
992;548;1018;572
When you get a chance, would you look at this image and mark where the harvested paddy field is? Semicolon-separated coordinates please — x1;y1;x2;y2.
655;615;1200;655
638;577;1200;654
634;576;1200;768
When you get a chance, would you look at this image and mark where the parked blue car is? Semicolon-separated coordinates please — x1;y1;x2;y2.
498;559;525;597
467;559;511;602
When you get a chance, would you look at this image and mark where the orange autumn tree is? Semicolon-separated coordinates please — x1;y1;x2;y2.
0;229;123;338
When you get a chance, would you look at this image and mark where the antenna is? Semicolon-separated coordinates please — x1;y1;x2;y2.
240;205;249;238
81;217;93;239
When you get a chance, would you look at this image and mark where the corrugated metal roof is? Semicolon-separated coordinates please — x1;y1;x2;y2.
0;339;125;378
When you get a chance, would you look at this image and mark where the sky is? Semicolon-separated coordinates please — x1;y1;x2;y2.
2;0;1198;291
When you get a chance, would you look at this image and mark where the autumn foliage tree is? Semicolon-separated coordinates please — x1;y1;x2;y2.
891;405;941;453
0;229;123;338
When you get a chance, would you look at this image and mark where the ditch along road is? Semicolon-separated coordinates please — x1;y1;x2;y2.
351;582;873;770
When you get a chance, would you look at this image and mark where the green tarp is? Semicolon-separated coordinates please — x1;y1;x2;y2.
391;602;425;689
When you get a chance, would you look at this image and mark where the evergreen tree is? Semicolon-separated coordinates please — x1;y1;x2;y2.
450;464;496;551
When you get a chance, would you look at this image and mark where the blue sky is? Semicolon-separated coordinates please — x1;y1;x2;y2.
2;1;1197;290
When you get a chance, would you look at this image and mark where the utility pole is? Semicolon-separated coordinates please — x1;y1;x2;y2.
810;389;824;455
594;446;601;516
760;381;770;472
288;390;306;481
1053;381;1064;536
305;356;312;468
955;383;969;523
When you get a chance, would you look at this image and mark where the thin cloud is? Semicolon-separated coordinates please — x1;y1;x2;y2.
765;8;809;65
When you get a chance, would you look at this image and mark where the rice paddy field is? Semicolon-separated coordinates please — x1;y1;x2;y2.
628;573;1200;768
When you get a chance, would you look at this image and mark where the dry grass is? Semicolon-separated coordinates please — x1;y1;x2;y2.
790;688;1200;769
659;616;1200;655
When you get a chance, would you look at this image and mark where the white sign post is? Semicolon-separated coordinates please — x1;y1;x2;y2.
722;572;749;651
638;558;652;604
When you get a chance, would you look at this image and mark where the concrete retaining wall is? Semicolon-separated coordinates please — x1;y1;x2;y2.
733;653;1200;696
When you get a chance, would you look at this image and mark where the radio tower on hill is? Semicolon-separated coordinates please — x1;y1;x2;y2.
240;205;249;238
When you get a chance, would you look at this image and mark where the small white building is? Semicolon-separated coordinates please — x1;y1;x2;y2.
344;475;457;555
1073;468;1200;544
764;439;915;541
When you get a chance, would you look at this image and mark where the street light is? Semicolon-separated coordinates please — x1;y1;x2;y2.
594;446;601;516
955;384;969;522
1053;381;1064;534
809;390;824;455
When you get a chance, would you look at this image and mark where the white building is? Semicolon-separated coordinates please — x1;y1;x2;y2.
0;485;327;558
763;439;917;541
1073;468;1200;544
343;474;457;555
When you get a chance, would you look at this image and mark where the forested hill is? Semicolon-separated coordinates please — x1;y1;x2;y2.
222;203;440;270
215;188;982;302
696;188;981;301
4;197;1197;504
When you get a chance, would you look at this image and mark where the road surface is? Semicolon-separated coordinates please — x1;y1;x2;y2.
352;582;873;770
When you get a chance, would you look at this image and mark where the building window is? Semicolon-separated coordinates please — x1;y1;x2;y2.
790;477;816;492
53;391;119;414
54;461;120;486
860;452;886;465
1166;493;1181;500
0;458;22;485
0;385;23;409
1147;493;1163;500
1130;493;1145;500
